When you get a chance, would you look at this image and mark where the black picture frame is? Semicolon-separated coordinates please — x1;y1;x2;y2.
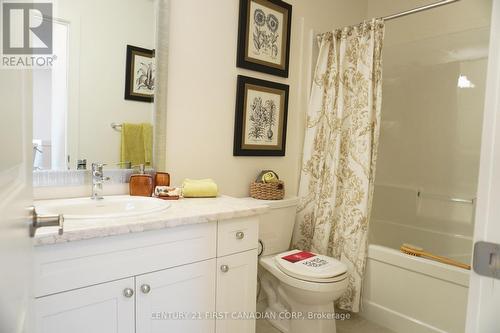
124;45;155;103
237;0;292;78
233;75;289;156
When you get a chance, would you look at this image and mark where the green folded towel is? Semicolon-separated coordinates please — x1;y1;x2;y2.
120;123;153;167
182;178;218;198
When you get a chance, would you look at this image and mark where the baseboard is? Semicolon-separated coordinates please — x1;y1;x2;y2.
361;300;449;333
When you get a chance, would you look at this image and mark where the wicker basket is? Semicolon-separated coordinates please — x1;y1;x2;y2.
250;181;285;200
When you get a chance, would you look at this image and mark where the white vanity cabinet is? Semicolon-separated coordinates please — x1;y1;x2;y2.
34;216;259;333
35;277;136;333
216;249;258;333
215;216;259;333
136;259;217;333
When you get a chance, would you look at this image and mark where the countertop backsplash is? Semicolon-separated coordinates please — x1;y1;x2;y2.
33;169;157;187
33;169;155;200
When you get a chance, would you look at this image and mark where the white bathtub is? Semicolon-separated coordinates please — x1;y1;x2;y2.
362;185;473;333
363;235;471;333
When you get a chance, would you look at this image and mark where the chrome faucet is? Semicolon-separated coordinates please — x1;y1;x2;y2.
91;163;110;200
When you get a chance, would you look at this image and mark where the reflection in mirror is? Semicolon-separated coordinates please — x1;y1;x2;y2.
32;0;156;172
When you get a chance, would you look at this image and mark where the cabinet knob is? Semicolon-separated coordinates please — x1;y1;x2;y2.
235;231;245;240
220;265;229;273
123;288;134;298
141;284;151;294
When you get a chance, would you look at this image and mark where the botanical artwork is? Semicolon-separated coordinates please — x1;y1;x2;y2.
249;2;283;65
132;54;155;96
244;89;280;146
237;0;292;77
291;19;385;313
233;76;289;156
125;45;154;103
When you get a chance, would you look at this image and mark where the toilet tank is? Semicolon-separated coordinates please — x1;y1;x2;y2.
243;197;299;256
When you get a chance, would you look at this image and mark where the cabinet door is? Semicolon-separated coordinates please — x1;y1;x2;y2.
216;249;258;333
35;277;135;333
136;259;216;333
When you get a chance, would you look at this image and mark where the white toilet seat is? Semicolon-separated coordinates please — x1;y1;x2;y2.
274;249;348;283
259;254;348;293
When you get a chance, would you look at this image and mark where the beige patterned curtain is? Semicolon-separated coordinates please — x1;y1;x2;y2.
292;19;384;312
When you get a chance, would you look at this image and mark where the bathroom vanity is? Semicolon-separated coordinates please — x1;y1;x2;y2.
33;196;267;333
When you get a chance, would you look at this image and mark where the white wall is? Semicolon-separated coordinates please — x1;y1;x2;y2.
165;0;368;197
33;70;52;144
54;0;155;167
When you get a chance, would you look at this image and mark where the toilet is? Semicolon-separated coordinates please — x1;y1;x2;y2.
245;197;348;333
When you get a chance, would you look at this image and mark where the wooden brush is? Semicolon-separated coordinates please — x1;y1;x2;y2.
400;244;471;270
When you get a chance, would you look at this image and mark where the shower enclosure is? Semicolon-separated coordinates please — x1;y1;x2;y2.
363;0;492;332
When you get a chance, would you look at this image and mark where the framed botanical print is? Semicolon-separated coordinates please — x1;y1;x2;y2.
237;0;292;78
124;45;155;103
233;75;289;156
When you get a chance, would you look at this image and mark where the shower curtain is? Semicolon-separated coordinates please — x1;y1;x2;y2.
291;18;385;312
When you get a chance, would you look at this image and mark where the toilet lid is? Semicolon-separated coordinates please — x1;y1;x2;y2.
275;249;348;282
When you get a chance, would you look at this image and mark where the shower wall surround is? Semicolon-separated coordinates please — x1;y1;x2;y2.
367;0;491;236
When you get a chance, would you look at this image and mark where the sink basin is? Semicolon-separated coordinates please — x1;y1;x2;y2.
35;195;171;220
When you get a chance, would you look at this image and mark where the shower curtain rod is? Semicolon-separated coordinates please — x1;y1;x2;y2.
316;0;461;38
383;0;461;21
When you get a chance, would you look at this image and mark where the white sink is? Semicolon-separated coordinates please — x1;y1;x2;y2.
35;195;171;220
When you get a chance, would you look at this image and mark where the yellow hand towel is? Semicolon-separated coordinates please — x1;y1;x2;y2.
182;178;218;198
120;123;153;167
142;123;153;166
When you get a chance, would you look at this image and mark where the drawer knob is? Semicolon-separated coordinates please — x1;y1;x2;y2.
123;288;134;298
141;284;151;294
220;265;229;273
235;231;245;240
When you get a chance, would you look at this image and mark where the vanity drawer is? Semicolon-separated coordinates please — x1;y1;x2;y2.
34;222;217;298
217;217;258;257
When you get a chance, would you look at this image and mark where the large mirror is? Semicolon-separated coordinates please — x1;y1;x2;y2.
32;0;156;173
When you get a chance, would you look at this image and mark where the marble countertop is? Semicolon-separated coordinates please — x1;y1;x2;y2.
34;196;269;246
